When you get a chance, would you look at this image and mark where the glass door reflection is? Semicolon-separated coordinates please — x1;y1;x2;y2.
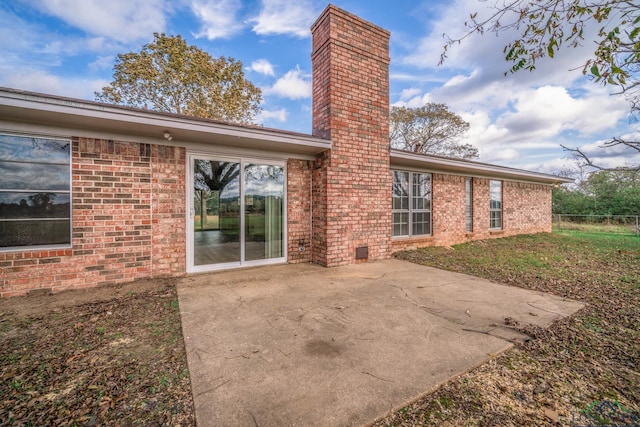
244;164;284;261
193;159;240;265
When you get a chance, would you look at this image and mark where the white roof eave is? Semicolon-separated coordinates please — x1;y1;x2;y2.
0;88;331;156
390;149;573;185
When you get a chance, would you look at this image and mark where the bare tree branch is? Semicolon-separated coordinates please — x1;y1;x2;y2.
562;138;640;172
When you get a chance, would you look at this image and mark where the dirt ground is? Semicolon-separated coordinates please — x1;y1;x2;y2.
0;278;196;426
1;231;638;426
375;232;640;426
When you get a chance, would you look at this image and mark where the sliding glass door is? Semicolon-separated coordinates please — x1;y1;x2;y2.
244;163;284;261
188;155;285;271
192;159;241;266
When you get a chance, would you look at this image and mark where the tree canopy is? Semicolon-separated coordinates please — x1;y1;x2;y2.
442;0;639;169
96;33;262;124
553;169;640;215
443;1;638;95
390;104;477;159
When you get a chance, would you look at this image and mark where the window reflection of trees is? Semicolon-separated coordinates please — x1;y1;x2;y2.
193;160;241;232
0;134;71;247
194;160;240;194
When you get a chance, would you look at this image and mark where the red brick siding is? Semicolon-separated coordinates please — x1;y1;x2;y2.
503;180;552;233
0;138;185;297
311;5;392;266
391;175;552;252
432;174;467;244
151;144;186;275
311;151;329;265
287;159;312;263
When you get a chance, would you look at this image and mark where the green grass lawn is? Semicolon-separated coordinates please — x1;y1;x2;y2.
553;220;639;236
193;214;219;230
379;231;640;426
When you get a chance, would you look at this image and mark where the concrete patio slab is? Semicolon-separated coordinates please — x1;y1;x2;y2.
177;259;583;426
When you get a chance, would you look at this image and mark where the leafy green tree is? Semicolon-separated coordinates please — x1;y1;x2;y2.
443;1;638;93
28;193;56;211
390;104;477;159
195;160;240;193
96;33;262;124
582;169;640;214
552;186;592;214
443;1;639;169
553;169;640;214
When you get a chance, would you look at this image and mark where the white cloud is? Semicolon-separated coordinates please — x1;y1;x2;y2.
29;0;170;43
388;0;635;171
257;108;288;123
455;84;628;164
390;73;441;83
577;127;640;166
248;59;275;76
398;88;421;101
0;10;118;60
190;0;244;40
442;70;478;88
390;80;629;167
520;157;580;176
265;67;311;99
495;85;626;140
393;92;431;108
89;55;114;70
0;66;107;100
250;0;318;37
400;0;603;106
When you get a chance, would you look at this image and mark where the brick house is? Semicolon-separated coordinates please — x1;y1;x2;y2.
0;5;569;297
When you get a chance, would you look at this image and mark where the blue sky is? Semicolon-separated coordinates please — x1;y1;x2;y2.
1;0;638;174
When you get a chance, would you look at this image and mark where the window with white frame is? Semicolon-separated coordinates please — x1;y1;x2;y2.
0;134;71;249
392;170;431;237
489;180;502;229
465;177;473;232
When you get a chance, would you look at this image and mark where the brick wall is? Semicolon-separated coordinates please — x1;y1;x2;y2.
0;137;185;297
311;152;329;265
311;5;392;266
503;180;552;233
391;174;552;252
432;174;467;244
287;159;312;263
151;144;186;275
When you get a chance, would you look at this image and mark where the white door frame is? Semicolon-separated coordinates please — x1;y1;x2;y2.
186;152;287;273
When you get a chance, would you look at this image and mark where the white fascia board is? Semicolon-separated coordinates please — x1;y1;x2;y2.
0;89;331;157
0;120;315;161
390;149;573;185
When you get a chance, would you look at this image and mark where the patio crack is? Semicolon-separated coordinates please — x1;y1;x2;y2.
195;378;231;397
392;284;464;331
361;370;395;383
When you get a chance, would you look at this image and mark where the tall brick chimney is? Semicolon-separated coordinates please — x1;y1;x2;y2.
310;5;392;266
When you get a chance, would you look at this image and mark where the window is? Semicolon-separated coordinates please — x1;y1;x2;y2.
392;170;431;237
465;177;473;232
0;134;71;249
489;180;502;229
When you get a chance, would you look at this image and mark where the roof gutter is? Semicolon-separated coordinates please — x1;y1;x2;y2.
390;149;573;185
0;88;331;156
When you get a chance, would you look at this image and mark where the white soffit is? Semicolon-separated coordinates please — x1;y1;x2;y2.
390;149;573;185
0;88;331;157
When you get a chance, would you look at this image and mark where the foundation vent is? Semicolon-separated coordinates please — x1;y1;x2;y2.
355;246;368;260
